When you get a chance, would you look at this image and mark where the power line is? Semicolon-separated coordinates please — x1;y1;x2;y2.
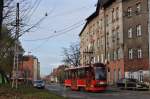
48;4;95;18
3;1;94;44
18;3;95;39
18;14;47;38
25;0;42;23
24;20;85;41
22;0;41;19
29;22;85;51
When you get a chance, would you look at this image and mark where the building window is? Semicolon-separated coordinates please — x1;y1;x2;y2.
127;7;132;17
128;49;133;60
136;25;142;36
111;52;114;61
128;28;133;38
101;54;104;63
118;69;121;80
116;7;119;20
129;72;134;79
100;19;103;29
114;69;117;82
117;49;119;59
116;28;120;44
101;37;104;50
97;21;99;28
138;71;143;81
137;49;142;59
112;8;115;22
93;57;96;63
107;41;109;48
106;15;109;26
97;39;100;48
112;30;115;43
113;51;117;60
107;52;110;61
97;55;100;62
136;3;141;14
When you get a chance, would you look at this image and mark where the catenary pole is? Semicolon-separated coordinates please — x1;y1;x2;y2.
12;2;19;89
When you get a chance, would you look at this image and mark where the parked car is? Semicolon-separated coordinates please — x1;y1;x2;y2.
116;78;149;90
33;80;45;89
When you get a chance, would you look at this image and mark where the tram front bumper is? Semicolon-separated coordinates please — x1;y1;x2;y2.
89;87;107;92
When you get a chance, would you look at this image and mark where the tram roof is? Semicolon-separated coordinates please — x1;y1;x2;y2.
65;63;106;71
65;66;89;71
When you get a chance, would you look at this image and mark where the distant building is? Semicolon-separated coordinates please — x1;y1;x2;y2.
37;62;40;79
49;65;66;83
79;0;150;84
51;68;58;83
20;55;40;81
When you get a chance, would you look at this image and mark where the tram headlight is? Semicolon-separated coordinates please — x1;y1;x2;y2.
99;82;105;85
90;85;94;88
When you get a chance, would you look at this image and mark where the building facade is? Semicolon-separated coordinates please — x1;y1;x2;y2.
123;0;149;82
79;0;150;84
21;55;40;81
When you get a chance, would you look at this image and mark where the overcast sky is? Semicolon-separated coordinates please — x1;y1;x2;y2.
20;0;97;77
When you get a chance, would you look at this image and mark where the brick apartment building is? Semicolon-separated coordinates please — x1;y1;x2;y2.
20;55;40;81
79;0;150;84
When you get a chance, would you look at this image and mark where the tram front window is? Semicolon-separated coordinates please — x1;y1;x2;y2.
95;67;106;80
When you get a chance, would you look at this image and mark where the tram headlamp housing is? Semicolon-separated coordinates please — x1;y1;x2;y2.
99;82;105;85
90;85;94;88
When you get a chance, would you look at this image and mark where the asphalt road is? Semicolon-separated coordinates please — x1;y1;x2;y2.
46;83;150;99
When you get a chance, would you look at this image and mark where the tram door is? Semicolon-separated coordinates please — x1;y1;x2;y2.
86;69;91;89
71;70;78;90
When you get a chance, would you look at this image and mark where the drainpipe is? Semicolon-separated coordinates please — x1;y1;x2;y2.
148;0;150;89
103;7;110;85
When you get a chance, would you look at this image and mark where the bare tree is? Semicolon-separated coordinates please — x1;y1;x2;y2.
62;43;80;67
0;0;28;59
0;0;4;38
0;0;30;84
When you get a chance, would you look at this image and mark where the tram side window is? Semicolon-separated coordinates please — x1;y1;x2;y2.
72;71;78;79
71;71;75;78
65;71;69;79
69;71;71;79
78;69;85;79
65;71;67;79
85;68;94;79
66;71;72;79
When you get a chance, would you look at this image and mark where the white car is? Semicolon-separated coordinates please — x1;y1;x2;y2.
33;80;45;89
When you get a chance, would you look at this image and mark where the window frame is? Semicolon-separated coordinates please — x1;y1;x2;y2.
128;48;133;60
136;24;142;36
128;27;133;38
136;2;141;14
127;7;132;17
137;48;142;59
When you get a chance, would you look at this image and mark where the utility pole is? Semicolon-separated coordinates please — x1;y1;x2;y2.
12;2;19;89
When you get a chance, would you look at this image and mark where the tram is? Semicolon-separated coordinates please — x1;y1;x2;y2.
64;63;107;92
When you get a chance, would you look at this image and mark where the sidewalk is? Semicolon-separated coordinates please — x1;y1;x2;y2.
106;85;150;95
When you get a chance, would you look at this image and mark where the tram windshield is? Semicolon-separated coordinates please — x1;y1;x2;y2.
94;67;106;80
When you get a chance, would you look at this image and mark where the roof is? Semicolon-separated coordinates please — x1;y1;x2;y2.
102;0;116;8
79;0;101;36
79;0;116;36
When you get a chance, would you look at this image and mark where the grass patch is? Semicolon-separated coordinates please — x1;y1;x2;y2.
0;84;67;99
